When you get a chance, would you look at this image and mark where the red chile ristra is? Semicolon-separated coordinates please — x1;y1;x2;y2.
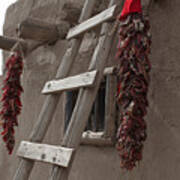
0;52;23;154
116;0;151;170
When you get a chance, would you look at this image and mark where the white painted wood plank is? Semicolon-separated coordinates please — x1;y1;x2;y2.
42;70;97;94
42;67;116;95
66;5;117;40
17;141;73;168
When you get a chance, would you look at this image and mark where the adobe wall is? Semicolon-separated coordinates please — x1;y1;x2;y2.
0;0;180;180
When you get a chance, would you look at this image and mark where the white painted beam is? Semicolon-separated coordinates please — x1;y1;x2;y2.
42;67;116;95
17;141;74;168
66;5;118;40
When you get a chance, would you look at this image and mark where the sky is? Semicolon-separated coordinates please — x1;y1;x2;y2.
0;0;17;75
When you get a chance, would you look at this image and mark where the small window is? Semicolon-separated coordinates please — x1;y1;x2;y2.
64;73;117;146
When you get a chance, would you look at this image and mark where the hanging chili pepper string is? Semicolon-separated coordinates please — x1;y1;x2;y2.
0;43;24;154
116;0;151;171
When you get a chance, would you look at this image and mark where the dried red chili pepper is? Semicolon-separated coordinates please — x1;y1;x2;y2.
116;1;151;170
0;52;23;154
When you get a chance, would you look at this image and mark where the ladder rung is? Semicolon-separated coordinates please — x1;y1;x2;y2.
42;70;98;94
17;141;74;168
42;67;116;95
66;5;118;40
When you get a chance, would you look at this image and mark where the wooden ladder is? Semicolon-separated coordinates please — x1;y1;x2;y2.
13;0;122;180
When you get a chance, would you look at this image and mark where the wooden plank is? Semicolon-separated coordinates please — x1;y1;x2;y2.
104;75;117;139
0;36;27;52
13;1;97;180
81;131;113;146
18;18;70;43
17;141;73;168
66;5;118;40
42;70;97;95
42;67;116;94
49;1;122;180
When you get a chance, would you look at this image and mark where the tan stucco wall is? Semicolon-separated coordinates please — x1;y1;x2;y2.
0;0;180;180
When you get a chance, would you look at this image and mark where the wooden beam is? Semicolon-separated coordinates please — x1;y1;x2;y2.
66;5;119;40
42;70;97;95
18;18;70;43
13;1;96;180
0;36;46;56
81;131;114;146
42;67;116;95
17;141;73;168
0;36;27;53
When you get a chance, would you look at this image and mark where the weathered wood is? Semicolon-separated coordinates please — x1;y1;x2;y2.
18;18;70;43
81;131;113;146
104;75;117;139
42;67;116;95
13;1;96;180
17;141;73;168
0;36;49;56
42;70;97;95
0;36;27;52
49;1;121;180
66;5;118;40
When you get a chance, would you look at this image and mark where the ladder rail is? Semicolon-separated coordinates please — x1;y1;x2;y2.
13;1;96;180
49;0;123;179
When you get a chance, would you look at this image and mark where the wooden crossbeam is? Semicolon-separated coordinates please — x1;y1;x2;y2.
42;70;97;94
0;35;47;56
66;5;118;40
0;36;27;52
18;18;70;43
42;67;116;95
17;141;74;168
